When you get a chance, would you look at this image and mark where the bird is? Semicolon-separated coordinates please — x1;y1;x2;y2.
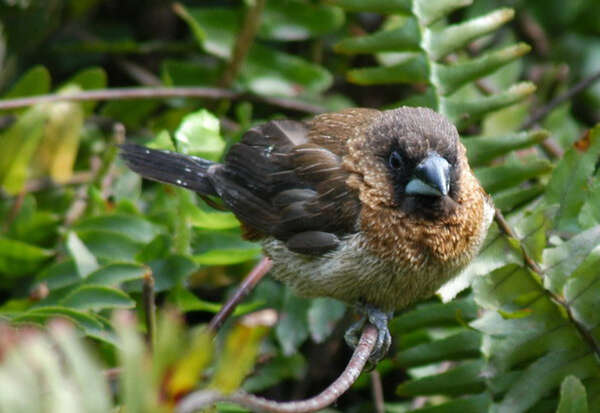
120;106;494;364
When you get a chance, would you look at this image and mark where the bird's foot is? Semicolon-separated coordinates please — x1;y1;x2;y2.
344;305;393;369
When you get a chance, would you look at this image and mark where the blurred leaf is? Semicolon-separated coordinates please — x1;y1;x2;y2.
0;105;47;194
545;125;600;233
474;155;552;194
174;109;225;161
2;65;50;100
557;375;588;413
395;330;481;367
210;319;270;394
59;67;107;114
75;214;163;244
0;236;52;276
307;297;346;343
66;231;99;278
243;354;306;393
146;255;197;292
166;328;213;399
391;298;478;334
396;360;485;396
177;5;332;96
276;290;310;355
463;130;548;167
260;0;344;41
85;263;148;287
61;285;135;311
33;91;85;183
76;229;142;262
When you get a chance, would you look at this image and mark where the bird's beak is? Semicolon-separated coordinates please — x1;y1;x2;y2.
405;153;450;197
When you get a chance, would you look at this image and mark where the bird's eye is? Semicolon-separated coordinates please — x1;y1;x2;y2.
388;151;402;170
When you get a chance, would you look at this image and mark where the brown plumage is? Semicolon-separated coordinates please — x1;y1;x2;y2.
120;106;494;363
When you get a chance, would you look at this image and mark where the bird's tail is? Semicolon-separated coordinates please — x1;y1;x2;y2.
119;143;218;196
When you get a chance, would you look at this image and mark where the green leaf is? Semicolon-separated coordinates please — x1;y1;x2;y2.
176;6;332;96
434;43;530;96
0;236;52;276
66;231;99;278
2;65;51;100
210;320;270;394
36;259;79;290
391;298;478;334
414;0;474;26
442;82;536;125
147;255;197;292
0;106;47;194
496;351;596;413
260;0;344;41
545;125;600;233
61;285;135;311
75;214;163;244
426;8;515;61
174;109;225;161
329;0;411;14
59;67;107;114
557;375;588;413
76;230;142;262
243;354;306;393
438;223;522;302
334;17;420;54
12;306;106;337
396;360;485;396
542;225;600;295
85;263;148;287
347;53;429;85
307;298;346;343
401;393;492;413
276;290;311;355
395;330;481;367
464;130;548;167
563;246;600;335
474;155;552;194
492;184;545;212
193;248;262;266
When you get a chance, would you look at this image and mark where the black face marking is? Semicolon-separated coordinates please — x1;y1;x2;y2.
388;150;403;170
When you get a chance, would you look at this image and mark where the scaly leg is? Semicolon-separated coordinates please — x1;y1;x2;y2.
344;304;393;367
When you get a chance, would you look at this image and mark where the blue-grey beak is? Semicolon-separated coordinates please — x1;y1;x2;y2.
405;153;450;197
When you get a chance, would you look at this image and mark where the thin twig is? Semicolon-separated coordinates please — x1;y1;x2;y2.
0;86;326;114
142;268;157;351
493;208;600;358
219;0;266;88
521;68;600;130
208;257;273;333
177;324;378;413
370;370;385;413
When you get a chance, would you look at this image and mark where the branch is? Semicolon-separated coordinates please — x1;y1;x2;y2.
208;257;273;333
0;87;326;114
142;268;157;351
219;0;266;88
370;370;385;413
177;324;378;413
521;68;600;130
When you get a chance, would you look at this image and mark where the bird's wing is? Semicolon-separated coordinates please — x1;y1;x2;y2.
209;114;370;255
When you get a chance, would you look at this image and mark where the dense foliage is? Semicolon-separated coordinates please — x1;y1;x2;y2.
0;0;599;412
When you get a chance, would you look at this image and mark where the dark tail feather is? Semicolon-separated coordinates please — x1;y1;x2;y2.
119;143;218;196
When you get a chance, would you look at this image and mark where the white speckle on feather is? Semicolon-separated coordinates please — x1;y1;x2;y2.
184;167;192;173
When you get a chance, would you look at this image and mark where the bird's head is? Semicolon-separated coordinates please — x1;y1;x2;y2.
345;107;464;220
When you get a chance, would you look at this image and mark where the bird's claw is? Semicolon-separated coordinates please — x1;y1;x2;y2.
344;305;393;369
